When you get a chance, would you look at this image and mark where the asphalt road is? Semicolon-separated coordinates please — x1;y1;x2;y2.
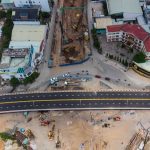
0;91;150;113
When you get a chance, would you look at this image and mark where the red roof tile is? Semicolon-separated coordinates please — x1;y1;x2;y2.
107;24;150;53
121;24;149;41
144;37;150;52
107;24;123;32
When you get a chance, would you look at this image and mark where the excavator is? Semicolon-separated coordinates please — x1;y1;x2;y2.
48;124;55;140
72;13;83;31
70;0;75;7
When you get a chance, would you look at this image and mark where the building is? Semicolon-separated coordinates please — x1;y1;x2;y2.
106;23;150;77
94;17;112;34
12;6;40;25
1;0;51;12
10;24;48;64
106;0;142;21
0;48;33;79
144;9;150;24
1;0;14;9
0;24;47;80
0;21;4;38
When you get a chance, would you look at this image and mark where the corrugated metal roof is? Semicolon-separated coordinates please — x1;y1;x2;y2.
11;25;47;42
95;17;112;29
107;0;142;15
1;0;13;3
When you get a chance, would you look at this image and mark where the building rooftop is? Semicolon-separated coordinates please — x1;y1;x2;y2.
9;41;41;60
121;24;149;41
12;6;39;22
11;25;47;42
94;17;112;29
144;36;150;52
107;24;123;32
134;60;150;72
0;48;30;69
107;24;149;41
107;0;142;15
1;0;13;3
107;23;150;52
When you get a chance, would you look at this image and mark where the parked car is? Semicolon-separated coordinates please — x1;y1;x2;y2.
105;77;110;81
95;75;101;78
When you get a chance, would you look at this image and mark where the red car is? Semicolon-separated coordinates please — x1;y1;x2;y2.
95;75;101;78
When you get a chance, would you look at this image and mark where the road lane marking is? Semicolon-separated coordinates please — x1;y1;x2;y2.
0;98;150;105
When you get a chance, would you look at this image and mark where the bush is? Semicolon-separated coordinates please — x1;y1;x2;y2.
109;54;113;59
124;60;128;67
117;56;119;61
121;44;125;48
23;72;40;85
0;10;6;19
0;132;14;141
1;9;13;54
98;47;102;54
10;77;20;87
94;40;100;49
133;52;146;63
91;27;102;53
39;11;50;24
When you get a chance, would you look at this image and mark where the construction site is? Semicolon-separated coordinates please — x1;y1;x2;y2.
1;110;150;150
51;0;90;67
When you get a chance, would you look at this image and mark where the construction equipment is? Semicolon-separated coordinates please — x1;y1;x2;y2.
56;129;61;148
113;116;121;121
72;13;83;31
27;117;32;123
41;120;50;126
126;132;144;150
48;124;55;140
25;129;34;138
70;0;75;7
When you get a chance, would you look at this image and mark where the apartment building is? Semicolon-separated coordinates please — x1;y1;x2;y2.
0;24;48;80
106;24;149;52
1;0;51;12
106;23;150;77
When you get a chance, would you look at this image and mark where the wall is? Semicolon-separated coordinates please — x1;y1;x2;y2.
13;21;40;25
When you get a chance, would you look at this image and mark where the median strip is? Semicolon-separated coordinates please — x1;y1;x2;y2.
0;98;150;105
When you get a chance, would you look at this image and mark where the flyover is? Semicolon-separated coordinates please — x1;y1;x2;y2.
0;90;150;113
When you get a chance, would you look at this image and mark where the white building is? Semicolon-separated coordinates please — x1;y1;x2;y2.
106;0;142;21
106;24;150;77
0;48;33;80
0;24;48;80
14;0;50;12
1;0;14;9
10;24;48;64
1;0;51;12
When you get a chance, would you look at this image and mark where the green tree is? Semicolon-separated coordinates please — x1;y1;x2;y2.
109;54;113;59
0;10;6;19
98;47;102;54
119;58;121;63
117;56;119;61
23;72;40;85
10;77;20;87
124;59;128;67
122;59;125;65
133;52;146;63
0;132;14;141
1;9;13;52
